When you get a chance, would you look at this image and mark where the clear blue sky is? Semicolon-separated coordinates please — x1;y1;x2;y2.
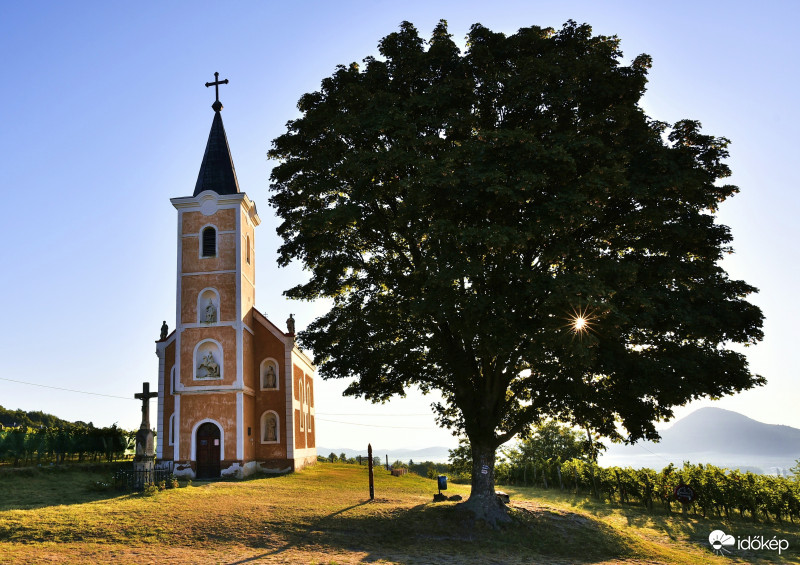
1;1;797;451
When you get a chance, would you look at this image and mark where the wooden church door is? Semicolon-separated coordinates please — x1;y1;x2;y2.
196;422;221;479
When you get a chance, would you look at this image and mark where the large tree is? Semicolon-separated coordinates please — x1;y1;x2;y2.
268;20;764;521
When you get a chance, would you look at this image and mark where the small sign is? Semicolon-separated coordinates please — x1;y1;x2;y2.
481;464;489;475
214;439;220;446
674;484;695;504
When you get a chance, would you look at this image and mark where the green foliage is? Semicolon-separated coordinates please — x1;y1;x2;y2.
0;405;74;429
268;19;764;505
496;459;800;523
790;458;800;482
507;421;597;467
0;424;130;466
447;438;473;482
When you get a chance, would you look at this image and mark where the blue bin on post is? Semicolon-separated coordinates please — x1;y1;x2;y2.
437;475;447;493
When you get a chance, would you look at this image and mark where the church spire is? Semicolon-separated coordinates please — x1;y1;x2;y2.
193;72;240;197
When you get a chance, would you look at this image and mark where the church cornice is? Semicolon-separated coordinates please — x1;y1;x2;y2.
171;191;261;226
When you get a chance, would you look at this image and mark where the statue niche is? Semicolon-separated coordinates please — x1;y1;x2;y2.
261;360;278;390
195;341;222;380
263;413;278;442
198;288;220;324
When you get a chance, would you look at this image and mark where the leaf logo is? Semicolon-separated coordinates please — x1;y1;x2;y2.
709;530;735;555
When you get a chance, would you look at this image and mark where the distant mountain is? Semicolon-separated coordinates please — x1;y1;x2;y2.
601;408;800;474
318;445;453;463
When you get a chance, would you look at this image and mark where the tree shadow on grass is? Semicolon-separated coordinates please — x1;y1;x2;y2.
224;498;640;565
0;468;139;512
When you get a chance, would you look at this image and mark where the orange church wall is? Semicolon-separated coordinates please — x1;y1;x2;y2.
178;392;238;461
242;331;255;390
306;414;315;449
293;365;306;450
305;376;315;448
182;208;236;234
243;393;255;461
160;341;176;461
180;273;237;325
181;232;237;274
179;326;238;387
241;209;255;284
252;320;287;374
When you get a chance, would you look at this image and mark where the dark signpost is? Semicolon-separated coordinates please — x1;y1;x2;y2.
367;443;375;500
674;483;696;514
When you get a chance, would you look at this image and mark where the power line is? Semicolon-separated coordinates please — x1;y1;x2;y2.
0;377;135;401
315;412;433;417
314;417;435;430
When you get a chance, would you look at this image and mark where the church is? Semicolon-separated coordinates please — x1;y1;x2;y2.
154;74;317;478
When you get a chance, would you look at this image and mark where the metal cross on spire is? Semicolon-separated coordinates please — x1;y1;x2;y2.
205;71;229;112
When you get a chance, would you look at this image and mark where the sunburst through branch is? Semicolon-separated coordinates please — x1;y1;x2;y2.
564;305;598;338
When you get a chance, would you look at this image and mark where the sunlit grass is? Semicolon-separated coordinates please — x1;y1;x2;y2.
0;463;792;563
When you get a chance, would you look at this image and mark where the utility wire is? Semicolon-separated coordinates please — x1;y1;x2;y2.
315;412;433;417
0;377;135;401
314;417;435;430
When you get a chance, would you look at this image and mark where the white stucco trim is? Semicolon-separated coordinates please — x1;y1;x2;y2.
175;209;183;425
190;418;224;461
182;229;237;237
235;202;244;390
182;270;238;276
174;394;180;459
155;341;166;459
236;392;244;460
285;342;294;460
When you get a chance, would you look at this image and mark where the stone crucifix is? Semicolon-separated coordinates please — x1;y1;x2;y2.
134;382;158;459
134;382;158;431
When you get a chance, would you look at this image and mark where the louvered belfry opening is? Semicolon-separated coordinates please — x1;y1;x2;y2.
202;226;217;257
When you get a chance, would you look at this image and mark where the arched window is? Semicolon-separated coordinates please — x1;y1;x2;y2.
201;226;216;258
261;411;280;444
299;386;304;431
306;383;311;431
245;234;251;264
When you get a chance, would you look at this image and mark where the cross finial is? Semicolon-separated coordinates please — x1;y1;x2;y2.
205;71;229;112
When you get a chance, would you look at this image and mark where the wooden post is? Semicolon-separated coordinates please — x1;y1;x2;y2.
368;444;375;500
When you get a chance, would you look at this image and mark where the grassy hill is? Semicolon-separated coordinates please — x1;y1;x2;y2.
0;463;797;564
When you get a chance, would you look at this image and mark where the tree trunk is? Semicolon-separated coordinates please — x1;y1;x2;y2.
462;440;510;525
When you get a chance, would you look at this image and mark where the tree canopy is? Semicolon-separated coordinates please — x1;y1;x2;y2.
268;20;764;519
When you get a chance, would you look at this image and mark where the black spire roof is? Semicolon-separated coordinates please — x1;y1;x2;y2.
193;105;240;197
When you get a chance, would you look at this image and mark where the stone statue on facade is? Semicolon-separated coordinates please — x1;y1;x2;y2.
264;365;277;388
160;321;168;340
286;313;295;334
198;351;220;379
205;300;217;323
265;415;277;441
